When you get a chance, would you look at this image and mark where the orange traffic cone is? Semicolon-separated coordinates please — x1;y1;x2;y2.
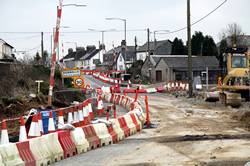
48;111;55;133
58;110;64;129
1;120;9;144
37;112;43;135
19;116;27;142
67;107;73;124
28;114;40;138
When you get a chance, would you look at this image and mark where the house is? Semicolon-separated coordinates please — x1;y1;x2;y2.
103;42;136;70
61;47;85;69
0;39;14;61
141;55;166;81
61;45;100;69
136;40;172;61
80;46;100;70
142;55;220;83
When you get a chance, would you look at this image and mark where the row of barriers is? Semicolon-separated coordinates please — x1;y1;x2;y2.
93;72;123;85
84;70;189;94
0;88;146;166
165;81;189;92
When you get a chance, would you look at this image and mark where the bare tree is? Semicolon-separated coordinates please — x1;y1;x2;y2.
220;23;246;47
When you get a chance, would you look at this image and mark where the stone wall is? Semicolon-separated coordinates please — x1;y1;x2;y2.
0;63;32;97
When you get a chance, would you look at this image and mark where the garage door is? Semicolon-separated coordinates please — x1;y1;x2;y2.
156;70;162;82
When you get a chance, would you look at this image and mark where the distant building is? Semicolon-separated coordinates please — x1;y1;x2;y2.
136;40;172;62
141;55;220;83
103;42;136;70
80;46;100;70
0;39;14;62
61;46;100;69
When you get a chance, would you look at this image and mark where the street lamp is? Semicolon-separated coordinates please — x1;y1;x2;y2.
62;4;87;7
106;17;127;73
153;30;169;54
88;28;116;47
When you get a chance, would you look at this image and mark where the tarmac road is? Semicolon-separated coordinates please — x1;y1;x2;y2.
54;75;250;166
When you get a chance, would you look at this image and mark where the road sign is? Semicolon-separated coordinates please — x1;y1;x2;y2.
75;78;83;86
73;77;84;88
62;69;81;78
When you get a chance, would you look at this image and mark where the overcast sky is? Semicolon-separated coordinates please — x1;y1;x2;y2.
0;0;249;59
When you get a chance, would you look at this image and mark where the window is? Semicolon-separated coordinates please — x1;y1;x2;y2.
232;54;247;68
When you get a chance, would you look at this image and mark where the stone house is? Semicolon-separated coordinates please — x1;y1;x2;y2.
142;55;220;83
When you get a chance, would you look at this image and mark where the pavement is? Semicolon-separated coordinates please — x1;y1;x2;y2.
53;75;250;166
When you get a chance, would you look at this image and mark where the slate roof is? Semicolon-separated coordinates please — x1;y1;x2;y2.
62;46;100;62
81;48;99;60
62;50;84;61
146;55;184;67
137;40;172;52
160;56;219;71
104;46;136;62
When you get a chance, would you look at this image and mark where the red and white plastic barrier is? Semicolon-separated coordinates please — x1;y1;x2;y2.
0;89;146;166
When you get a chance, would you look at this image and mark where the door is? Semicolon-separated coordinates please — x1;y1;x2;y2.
156;70;162;82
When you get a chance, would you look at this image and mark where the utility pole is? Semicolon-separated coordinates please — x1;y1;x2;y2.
187;0;193;97
147;28;150;58
41;32;44;63
134;36;137;61
98;41;101;60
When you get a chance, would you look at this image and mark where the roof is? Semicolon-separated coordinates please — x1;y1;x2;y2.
81;48;99;60
105;46;135;54
144;55;185;67
0;39;14;48
159;56;219;70
62;46;100;62
104;46;136;61
137;40;171;52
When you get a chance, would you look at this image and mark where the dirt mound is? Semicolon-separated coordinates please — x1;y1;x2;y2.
232;108;250;130
0;94;47;120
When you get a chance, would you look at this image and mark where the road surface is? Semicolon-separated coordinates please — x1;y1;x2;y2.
54;75;250;166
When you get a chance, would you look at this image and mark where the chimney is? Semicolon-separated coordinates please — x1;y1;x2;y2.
68;48;73;54
86;45;96;52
